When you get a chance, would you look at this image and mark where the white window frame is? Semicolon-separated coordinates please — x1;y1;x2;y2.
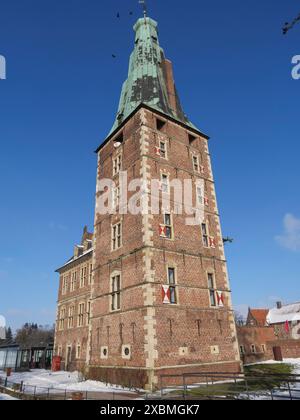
201;222;209;248
161;173;170;194
159;141;167;159
70;271;77;292
196;185;204;206
62;276;68;295
68;306;75;329
163;212;173;240
207;272;217;307
58;307;66;331
78;302;85;327
88;264;93;285
112;222;122;251
111;272;121;312
113;154;122;176
167;266;177;305
192;155;200;172
80;266;87;288
86;301;91;325
112;185;120;209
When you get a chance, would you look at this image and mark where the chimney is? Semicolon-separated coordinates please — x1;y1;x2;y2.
276;301;282;310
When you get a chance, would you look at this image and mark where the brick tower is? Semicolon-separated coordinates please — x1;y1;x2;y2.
85;15;241;390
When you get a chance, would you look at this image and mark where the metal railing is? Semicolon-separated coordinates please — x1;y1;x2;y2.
0;376;140;400
159;371;300;401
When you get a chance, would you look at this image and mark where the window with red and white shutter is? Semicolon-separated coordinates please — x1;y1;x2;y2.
216;291;225;307
162;285;171;304
209;237;217;249
159;225;167;238
155;146;161;156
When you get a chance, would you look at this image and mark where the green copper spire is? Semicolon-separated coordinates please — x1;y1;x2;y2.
109;16;198;135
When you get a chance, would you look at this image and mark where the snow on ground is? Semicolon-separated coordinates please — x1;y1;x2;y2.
0;370;137;394
0;393;18;400
244;358;300;400
245;358;300;376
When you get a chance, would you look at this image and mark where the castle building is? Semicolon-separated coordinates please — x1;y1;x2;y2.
54;14;241;390
54;227;93;372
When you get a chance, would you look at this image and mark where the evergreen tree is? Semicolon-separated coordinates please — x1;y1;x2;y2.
6;327;13;341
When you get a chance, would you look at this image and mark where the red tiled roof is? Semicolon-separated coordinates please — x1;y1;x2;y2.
249;309;269;326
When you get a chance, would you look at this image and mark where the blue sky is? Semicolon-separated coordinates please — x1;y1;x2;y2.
0;0;299;330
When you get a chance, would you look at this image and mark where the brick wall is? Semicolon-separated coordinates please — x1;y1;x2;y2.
88;106;241;390
237;325;300;365
237;326;275;364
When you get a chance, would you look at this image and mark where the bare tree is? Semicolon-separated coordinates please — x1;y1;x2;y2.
15;323;54;348
234;311;245;326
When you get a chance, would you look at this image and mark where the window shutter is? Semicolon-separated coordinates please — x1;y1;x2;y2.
209;237;216;248
162;285;171;304
159;225;167;238
216;291;225;307
155;146;161;156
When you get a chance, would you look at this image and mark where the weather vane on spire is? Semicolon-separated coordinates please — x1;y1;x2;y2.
139;0;147;18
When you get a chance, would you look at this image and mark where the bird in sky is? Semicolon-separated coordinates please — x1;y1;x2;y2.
283;12;300;34
223;237;234;244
